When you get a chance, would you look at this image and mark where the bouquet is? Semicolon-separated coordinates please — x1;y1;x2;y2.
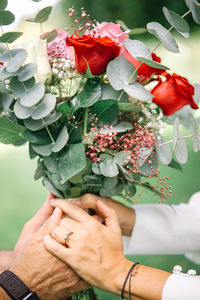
0;0;200;298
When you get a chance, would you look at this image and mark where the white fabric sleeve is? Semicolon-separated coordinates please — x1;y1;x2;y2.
123;192;200;260
162;274;200;300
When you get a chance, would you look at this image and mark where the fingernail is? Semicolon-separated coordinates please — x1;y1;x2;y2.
52;207;59;218
50;198;58;205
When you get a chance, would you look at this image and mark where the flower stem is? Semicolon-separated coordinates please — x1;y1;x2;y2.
83;107;89;138
46;126;55;144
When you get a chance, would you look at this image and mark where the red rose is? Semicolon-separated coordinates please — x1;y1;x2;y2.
124;51;164;83
152;73;198;116
66;34;120;75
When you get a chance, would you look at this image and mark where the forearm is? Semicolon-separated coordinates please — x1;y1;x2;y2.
0;251;13;273
113;258;170;300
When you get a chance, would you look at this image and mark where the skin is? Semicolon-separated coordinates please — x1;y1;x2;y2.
0;194;88;300
43;197;171;300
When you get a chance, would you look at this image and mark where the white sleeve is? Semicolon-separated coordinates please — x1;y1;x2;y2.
123;192;200;260
162;274;200;300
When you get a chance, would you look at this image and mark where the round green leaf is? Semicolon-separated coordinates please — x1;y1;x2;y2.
92;162;102;175
6;49;27;73
24;118;43;131
107;56;137;90
14;101;33;119
21;129;51;145
0;49;23;62
31;94;56;120
185;0;200;24
163;7;190;38
0;0;7;10
41;29;58;43
52;126;69;153
78;79;101;107
136;56;169;70
2;94;14;112
0;116;25;145
18;63;37;81
100;159;119;177
124;82;153;102
43;177;63;198
20;82;45;107
10;77;26;97
147;22;179;53
159;137;172;165
0;32;23;43
124;39;151;59
0;11;15;26
0;68;18;80
35;6;52;23
114;152;130;166
174;137;188;164
32;143;53;156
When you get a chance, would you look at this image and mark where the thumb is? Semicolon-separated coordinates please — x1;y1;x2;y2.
36;207;63;237
96;200;121;232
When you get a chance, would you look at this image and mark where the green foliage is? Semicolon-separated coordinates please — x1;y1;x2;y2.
0;32;23;43
0;116;25;145
41;29;58;43
0;10;15;26
78;79;101;107
185;0;200;24
0;0;8;10
92;99;119;124
26;6;52;23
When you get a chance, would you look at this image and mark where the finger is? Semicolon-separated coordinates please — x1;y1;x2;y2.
43;234;71;263
96;200;121;231
73;193;98;210
51;226;75;246
36;207;63;236
50;199;91;223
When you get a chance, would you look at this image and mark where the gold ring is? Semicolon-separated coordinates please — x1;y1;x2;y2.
64;231;73;247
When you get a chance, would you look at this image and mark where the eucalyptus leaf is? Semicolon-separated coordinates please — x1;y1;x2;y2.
0;10;15;26
147;22;179;53
135;57;169;70
34;162;45;180
52;126;69;152
20;82;45;107
43;157;58;173
129;27;147;35
185;0;200;24
0;48;23;62
118;103;141;112
124;82;153;102
10;77;35;98
35;6;52;23
41;29;58;43
43;177;63;198
78;79;101;107
6;49;27;73
139;151;159;176
21;129;51;145
59;143;86;183
101;121;133;134
92;162;102;175
18;63;37;81
32;143;53;156
0;32;23;43
0;68;18;80
107;56;137;90
24;118;44;131
2;94;14;112
114;151;130;166
190;116;200;152
0;0;7;10
100;159;119;177
124;39;152;59
163;7;190;38
31;94;56;120
158;137;172;165
0;116;25;145
137;147;153;167
92;99;119;124
174;137;188;164
173;117;180;143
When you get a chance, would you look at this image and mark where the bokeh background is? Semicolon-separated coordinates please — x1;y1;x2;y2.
0;0;200;299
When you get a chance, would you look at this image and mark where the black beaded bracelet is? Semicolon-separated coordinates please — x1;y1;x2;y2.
121;262;139;299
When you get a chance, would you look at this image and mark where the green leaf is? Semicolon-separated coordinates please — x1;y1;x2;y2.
34;162;45;180
32;143;53;156
174;137;188;164
10;77;35;98
31;94;56;120
135;57;169;70
163;7;190;38
78;79;101;107
2;94;14;112
101;121;133;134
18;63;37;81
107;56;137;90
43;156;58;173
20;82;45;107
118;103;141;112
0;11;15;26
137;147;153;167
43;177;63;198
185;0;200;24
147;22;179;53
0;116;25;145
92;99;119;124
139;151;159;176
6;49;27;73
0;0;7;10
114;151;130;166
24;112;61;131
124;82;152;102
0;32;23;43
21;129;51;145
41;29;58;43
168;158;183;172
190;116;200;152
56;101;73;116
124;39;151;59
52;126;69;152
0;68;18;80
100;159;119;177
129;27;147;35
35;6;52;23
92;162;102;175
59;143;86;183
14;101;34;119
158;137;172;165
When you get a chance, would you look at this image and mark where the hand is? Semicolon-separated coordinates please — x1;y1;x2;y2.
10;194;88;300
43;199;132;295
74;194;135;236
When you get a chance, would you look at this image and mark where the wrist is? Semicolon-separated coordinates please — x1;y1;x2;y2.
121;208;135;236
0;251;14;273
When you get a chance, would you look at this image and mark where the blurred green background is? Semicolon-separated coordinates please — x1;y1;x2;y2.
1;0;200;299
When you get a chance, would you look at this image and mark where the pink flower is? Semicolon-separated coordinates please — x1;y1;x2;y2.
41;28;74;61
85;22;130;47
